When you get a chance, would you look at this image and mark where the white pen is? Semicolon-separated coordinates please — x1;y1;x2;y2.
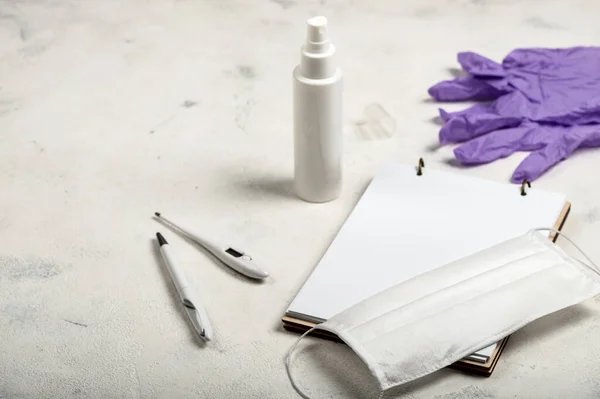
156;232;213;341
154;212;269;280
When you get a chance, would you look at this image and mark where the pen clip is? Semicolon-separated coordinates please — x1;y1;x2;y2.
183;304;207;338
183;299;196;309
180;289;212;341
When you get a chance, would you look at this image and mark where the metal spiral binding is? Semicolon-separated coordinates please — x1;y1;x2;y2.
521;179;531;196
417;158;425;176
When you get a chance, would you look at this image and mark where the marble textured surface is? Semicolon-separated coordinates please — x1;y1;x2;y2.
1;0;600;398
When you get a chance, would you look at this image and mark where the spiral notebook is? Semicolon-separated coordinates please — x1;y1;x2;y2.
283;161;571;375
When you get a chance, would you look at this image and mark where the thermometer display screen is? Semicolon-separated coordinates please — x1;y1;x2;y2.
226;248;243;258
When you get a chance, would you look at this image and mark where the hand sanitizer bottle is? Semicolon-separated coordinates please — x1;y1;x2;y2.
293;16;343;203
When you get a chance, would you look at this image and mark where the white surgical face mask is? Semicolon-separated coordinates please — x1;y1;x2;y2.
286;229;600;398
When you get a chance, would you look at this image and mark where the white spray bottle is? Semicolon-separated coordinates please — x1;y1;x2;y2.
293;16;343;203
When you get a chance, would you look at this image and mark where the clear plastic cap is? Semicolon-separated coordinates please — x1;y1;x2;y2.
355;103;397;140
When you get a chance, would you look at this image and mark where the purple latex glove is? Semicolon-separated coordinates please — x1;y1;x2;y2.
429;47;600;143
438;90;600;144
454;122;600;183
430;47;600;104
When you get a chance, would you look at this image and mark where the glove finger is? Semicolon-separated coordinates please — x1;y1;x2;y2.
428;76;503;102
457;52;506;77
440;102;491;120
440;109;522;144
440;91;531;144
511;142;568;183
510;126;595;183
442;90;531;120
454;124;537;165
580;125;600;148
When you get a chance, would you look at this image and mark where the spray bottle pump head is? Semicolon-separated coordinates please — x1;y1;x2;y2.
299;15;336;79
305;16;330;53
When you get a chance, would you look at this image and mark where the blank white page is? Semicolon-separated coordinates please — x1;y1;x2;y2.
474;343;496;358
287;162;567;322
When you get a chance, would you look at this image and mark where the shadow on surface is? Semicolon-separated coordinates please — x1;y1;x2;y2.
425;141;443;153
442;157;469;169
448;67;467;78
383;368;457;399
505;304;597;354
430;115;444;126
224;164;298;202
239;175;296;200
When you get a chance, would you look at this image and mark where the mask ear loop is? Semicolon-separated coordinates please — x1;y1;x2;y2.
285;327;387;399
530;228;600;275
285;327;317;399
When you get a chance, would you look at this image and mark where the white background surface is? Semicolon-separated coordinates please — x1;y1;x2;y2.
1;0;600;398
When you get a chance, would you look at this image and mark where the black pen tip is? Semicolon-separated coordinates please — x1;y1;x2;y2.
154;212;161;217
156;232;168;246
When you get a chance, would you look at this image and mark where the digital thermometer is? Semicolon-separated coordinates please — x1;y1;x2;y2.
154;212;269;280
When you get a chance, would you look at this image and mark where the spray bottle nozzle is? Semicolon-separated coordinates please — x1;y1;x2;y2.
299;15;336;78
305;16;330;53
